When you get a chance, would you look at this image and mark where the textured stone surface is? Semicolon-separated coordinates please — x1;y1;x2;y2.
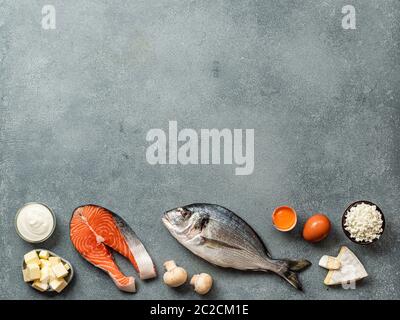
0;0;399;300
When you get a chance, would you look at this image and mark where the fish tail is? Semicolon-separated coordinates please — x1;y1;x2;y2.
285;259;312;272
269;259;312;291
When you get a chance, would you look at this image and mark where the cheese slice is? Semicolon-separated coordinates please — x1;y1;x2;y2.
319;255;341;270
324;246;368;286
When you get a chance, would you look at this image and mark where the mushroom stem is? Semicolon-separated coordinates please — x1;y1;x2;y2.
190;274;199;286
162;260;188;287
164;260;177;272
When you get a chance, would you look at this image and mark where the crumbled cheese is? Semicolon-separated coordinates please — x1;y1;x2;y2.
344;203;383;242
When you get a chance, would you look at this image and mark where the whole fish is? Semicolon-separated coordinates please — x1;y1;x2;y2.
162;203;311;290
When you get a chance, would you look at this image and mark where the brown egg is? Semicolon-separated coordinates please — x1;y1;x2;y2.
302;214;331;242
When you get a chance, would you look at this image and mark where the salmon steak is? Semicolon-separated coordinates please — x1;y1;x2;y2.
70;205;156;292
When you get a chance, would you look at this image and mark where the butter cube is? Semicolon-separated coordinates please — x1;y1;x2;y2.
49;268;56;281
32;280;48;292
27;263;41;280
40;259;51;267
64;263;70;271
24;250;40;265
49;278;68;293
22;269;31;282
49;256;61;266
52;263;68;278
39;250;50;260
40;266;51;283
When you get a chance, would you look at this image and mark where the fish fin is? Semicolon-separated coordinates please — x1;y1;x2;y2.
202;237;243;250
264;248;272;258
279;270;303;291
270;259;311;291
285;259;312;272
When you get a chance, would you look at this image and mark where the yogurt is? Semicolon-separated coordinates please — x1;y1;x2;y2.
16;203;55;243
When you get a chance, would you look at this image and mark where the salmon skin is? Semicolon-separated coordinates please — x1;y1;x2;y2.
70;205;156;292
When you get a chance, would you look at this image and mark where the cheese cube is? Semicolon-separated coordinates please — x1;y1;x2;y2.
52;263;68;278
24;250;40;265
32;280;48;292
40;266;51;283
39;250;50;259
49;278;68;293
49;268;56;281
27;263;41;280
22;269;31;282
40;259;51;267
64;263;70;271
49;256;61;266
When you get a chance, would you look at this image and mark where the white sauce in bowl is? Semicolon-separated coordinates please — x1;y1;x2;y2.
16;203;55;242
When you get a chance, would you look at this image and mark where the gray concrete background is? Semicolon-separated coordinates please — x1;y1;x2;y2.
0;0;399;300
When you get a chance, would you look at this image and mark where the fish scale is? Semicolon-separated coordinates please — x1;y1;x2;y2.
204;221;266;259
188;204;271;257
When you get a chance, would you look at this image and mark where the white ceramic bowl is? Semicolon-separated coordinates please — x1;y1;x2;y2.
15;202;56;243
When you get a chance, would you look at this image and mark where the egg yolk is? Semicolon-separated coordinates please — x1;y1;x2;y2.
273;207;296;230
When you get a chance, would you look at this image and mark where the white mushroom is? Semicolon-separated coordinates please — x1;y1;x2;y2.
190;273;213;295
163;260;187;287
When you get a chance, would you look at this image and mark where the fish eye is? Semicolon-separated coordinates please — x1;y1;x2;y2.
182;211;189;218
177;208;190;218
200;217;209;229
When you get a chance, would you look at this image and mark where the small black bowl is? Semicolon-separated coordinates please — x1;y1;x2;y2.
342;200;385;245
